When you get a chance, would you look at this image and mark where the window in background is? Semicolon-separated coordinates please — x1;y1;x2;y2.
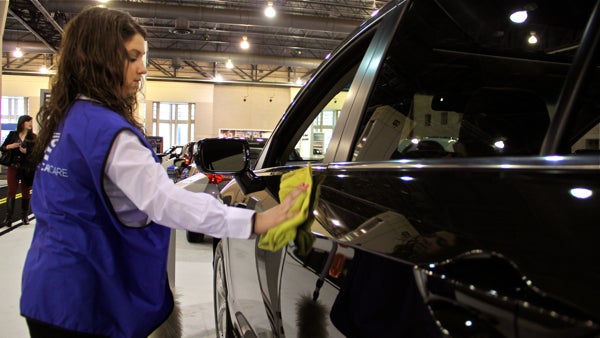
152;102;195;150
295;108;341;161
1;96;29;143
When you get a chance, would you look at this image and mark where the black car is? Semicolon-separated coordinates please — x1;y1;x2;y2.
196;1;600;337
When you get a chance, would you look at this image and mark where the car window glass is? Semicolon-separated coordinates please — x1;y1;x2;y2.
270;23;377;166
571;121;600;154
350;0;595;161
565;51;600;154
292;98;345;162
570;84;600;154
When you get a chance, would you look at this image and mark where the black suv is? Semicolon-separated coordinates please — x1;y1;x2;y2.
197;1;600;337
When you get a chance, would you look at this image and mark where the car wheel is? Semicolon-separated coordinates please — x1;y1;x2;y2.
186;231;205;243
213;241;235;338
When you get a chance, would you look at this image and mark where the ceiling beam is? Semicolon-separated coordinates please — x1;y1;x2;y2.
44;0;361;34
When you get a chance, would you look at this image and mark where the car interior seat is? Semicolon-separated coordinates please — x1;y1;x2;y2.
416;140;445;152
454;87;550;156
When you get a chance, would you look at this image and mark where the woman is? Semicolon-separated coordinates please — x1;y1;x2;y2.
20;7;306;338
0;114;36;227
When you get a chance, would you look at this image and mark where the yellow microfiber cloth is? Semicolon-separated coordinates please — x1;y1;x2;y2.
258;163;314;253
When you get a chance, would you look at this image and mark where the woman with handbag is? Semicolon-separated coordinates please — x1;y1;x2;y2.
0;115;36;227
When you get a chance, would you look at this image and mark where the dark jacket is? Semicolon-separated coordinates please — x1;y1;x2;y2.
0;130;26;167
1;130;36;185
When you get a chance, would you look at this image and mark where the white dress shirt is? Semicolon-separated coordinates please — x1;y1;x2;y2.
103;130;253;239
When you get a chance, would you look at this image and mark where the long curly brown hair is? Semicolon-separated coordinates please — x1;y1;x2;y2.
32;6;146;165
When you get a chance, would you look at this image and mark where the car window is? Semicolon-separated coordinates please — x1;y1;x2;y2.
564;51;600;155
261;20;378;168
350;0;595;161
292;99;344;162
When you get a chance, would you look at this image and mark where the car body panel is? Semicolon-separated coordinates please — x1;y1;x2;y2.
202;0;600;336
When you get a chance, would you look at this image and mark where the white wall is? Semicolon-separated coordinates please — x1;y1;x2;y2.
212;85;292;133
1;75;51;131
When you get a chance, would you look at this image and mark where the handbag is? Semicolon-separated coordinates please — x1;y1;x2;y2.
0;151;12;167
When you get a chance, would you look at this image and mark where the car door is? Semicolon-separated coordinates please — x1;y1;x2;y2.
217;3;401;337
315;0;600;337
221;1;600;337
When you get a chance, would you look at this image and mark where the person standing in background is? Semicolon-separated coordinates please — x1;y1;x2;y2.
0;115;36;227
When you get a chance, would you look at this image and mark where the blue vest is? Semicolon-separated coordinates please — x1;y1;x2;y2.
21;100;173;337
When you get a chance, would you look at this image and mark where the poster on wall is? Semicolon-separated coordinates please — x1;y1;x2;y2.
219;128;272;140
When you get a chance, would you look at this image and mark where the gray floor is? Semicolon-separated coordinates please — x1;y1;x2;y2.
0;219;217;337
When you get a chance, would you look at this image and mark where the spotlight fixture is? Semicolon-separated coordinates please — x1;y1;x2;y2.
510;3;537;24
510;10;528;23
13;47;23;58
264;2;276;18
370;0;379;17
240;36;250;50
528;32;538;44
226;58;234;69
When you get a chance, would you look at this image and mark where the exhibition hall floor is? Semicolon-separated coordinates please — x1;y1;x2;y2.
0;218;217;337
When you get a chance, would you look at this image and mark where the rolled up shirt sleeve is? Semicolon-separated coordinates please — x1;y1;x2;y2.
104;130;254;239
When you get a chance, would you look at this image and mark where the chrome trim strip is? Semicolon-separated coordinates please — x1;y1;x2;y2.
328;158;600;171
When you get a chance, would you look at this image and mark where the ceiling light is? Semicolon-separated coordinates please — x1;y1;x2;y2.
240;36;250;50
510;10;528;23
225;58;234;69
13;48;23;58
528;32;538;44
370;0;379;17
214;74;223;82
295;77;303;85
264;2;276;18
39;65;48;74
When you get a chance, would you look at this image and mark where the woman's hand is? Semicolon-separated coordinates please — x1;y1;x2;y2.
19;144;27;153
253;183;309;235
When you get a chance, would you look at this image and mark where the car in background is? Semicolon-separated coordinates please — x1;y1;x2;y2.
159;144;189;181
196;1;600;336
173;172;213;243
157;144;184;163
180;141;236;243
171;142;196;182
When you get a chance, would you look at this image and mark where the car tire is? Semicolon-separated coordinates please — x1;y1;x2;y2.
186;231;205;243
213;241;235;338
